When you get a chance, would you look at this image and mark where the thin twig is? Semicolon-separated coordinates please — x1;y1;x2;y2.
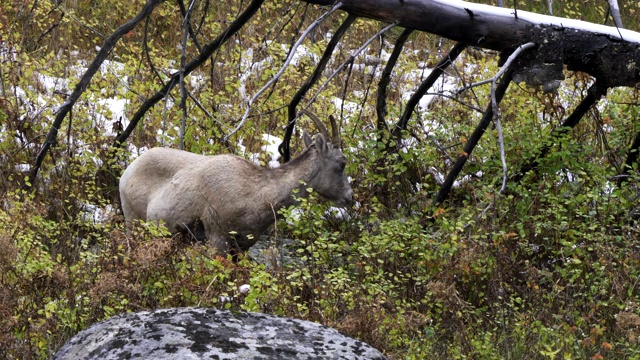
304;22;398;109
177;0;204;52
113;0;266;148
144;16;166;84
197;275;218;307
179;0;197;150
186;91;233;131
261;4;310;110
514;81;608;184
52;1;106;39
456;43;535;95
433;67;515;206
394;42;467;137
279;13;356;162
224;2;343;142
377;28;413;133
490;42;535;193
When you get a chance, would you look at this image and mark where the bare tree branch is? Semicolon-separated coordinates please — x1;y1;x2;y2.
376;28;413;133
113;0;266;148
393;42;467;138
433;67;515;206
545;0;553;15
260;3;310;110
607;0;624;29
490;42;536;193
512;81;609;183
179;0;197;150
51;1;106;39
224;2;344;143
301;0;640;88
622;129;640;184
303;22;398;111
28;0;163;188
176;0;204;53
279;13;357;162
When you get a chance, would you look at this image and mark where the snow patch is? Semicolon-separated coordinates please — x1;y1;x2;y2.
261;134;282;169
433;0;640;43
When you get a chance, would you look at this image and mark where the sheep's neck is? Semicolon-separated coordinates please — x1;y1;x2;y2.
268;148;319;210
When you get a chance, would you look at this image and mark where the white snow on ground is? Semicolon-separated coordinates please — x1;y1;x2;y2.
81;204;114;223
238;47;260;101
238;134;282;168
326;206;351;221
261;134;282;169
401;68;458;112
331;97;361;115
96;97;129;137
14;164;31;172
280;43;320;67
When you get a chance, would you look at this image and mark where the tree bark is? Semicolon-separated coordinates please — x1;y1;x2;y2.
303;0;528;50
302;0;640;87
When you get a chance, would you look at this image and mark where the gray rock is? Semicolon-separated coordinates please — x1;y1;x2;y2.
54;307;387;360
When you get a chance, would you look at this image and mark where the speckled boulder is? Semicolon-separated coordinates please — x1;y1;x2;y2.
54;307;387;359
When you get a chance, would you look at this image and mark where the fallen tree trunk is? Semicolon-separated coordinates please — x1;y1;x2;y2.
302;0;640;198
302;0;640;88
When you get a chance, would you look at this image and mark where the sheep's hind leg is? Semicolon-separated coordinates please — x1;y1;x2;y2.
204;225;231;257
176;219;207;243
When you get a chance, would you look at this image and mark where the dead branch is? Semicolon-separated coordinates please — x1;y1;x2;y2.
376;28;413;133
178;0;197;150
113;0;266;148
512;81;609;183
28;0;163;189
303;22;398;110
176;0;204;53
490;42;536;193
280;13;357;162
224;2;344;143
433;67;515;206
393;42;467;138
607;0;624;29
623;131;640;183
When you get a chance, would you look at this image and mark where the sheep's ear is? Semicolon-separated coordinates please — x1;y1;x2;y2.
303;131;313;148
314;133;328;153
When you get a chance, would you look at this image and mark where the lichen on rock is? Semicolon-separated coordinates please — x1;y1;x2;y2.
54;307;387;360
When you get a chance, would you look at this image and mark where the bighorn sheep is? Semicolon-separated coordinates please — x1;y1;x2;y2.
119;114;353;254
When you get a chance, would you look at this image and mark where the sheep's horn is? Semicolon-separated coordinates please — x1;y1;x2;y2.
328;114;340;146
299;109;331;143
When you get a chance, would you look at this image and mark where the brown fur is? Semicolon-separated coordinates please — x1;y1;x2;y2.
119;134;352;253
